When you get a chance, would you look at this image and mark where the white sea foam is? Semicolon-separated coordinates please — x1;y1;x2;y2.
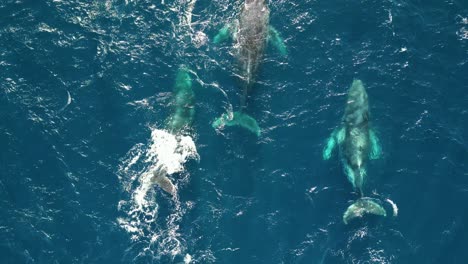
457;27;468;40
176;0;209;48
145;129;198;176
181;0;196;30
117;127;198;260
184;253;192;263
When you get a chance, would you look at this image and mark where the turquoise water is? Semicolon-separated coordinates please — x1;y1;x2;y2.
1;0;467;263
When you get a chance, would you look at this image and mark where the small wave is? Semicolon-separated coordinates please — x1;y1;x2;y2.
456;16;468;40
457;27;468;40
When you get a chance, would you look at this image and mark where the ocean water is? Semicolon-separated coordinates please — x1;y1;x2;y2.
1;0;467;263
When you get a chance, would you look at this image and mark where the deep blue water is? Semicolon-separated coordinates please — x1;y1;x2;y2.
1;0;468;263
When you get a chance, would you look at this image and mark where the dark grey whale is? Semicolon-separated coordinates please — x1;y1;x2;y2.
212;0;286;136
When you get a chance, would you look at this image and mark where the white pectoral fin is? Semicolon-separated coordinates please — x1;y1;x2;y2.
369;129;382;159
268;26;287;56
336;127;345;145
323;129;338;160
213;24;232;44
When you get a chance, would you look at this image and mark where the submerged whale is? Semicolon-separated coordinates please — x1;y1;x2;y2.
151;67;195;195
212;0;286;136
323;80;386;224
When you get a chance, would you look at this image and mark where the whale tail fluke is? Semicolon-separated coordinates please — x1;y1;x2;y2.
212;111;261;136
343;197;386;224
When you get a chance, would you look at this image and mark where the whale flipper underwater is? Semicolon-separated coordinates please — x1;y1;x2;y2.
323;79;386;224
151;67;195;195
212;0;286;136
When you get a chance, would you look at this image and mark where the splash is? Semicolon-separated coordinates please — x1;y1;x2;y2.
385;198;398;217
177;0;208;48
146;129;198;176
117;127;198;261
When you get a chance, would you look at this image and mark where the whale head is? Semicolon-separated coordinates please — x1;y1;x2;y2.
245;0;267;8
246;0;266;4
343;79;369;130
347;79;368;107
349;79;365;92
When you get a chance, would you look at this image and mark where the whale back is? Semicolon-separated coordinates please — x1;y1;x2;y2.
341;80;370;190
236;0;270;86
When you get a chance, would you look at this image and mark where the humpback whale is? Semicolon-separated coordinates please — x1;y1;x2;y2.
151;67;195;195
323;80;386;224
212;0;286;136
166;67;195;134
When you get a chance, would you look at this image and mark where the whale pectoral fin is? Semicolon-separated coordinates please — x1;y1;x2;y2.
323;128;345;160
336;127;345;145
369;129;382;160
323;130;338;160
213;24;231;44
268;26;287;56
212;111;261;136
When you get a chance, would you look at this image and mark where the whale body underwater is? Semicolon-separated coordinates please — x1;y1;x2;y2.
150;3;393;225
212;0;286;136
323;80;387;224
151;67;195;195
